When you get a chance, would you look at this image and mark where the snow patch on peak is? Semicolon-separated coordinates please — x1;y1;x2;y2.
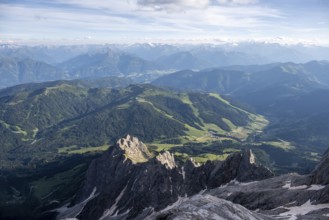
56;187;97;220
99;185;128;220
150;193;272;220
307;184;326;191
282;181;307;190
279;200;329;220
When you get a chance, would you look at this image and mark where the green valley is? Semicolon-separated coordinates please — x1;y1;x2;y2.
0;81;265;169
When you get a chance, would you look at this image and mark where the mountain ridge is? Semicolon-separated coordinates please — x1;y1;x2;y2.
58;135;329;219
59;49;163;78
58;135;273;220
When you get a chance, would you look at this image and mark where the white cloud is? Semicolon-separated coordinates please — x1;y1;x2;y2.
1;0;328;44
216;0;258;5
136;0;210;11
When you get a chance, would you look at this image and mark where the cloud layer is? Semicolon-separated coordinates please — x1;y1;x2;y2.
136;0;209;11
0;0;328;44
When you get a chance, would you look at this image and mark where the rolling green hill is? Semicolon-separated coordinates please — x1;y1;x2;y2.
152;61;329;152
0;81;265;169
0;77;321;175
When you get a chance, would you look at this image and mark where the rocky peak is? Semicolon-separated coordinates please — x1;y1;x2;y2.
238;150;274;182
116;134;153;163
311;148;329;185
156;151;176;169
64;137;274;220
207;150;274;187
246;149;256;164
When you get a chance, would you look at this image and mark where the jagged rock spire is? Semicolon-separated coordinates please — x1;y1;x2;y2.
156;151;176;169
116;134;153;163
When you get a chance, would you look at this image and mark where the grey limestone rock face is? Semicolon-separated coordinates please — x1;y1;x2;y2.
62;135;273;220
311;149;329;185
207;149;274;188
147;194;275;220
150;148;329;220
208;162;329;219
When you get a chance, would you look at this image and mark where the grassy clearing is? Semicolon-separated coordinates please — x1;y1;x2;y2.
181;94;228;137
194;135;215;143
209;93;231;106
12;126;28;136
32;128;39;138
209;93;269;141
248;114;269;131
210;93;252;116
45;84;88;96
223;148;241;153
116;103;131;109
227;114;268;141
60;125;76;133
185;122;226;141
140;87;175;98
180;94;200;116
173;152;190;160
148;143;179;152
137;97;174;119
303;151;321;161
202;123;226;134
222;118;236;130
0;120;10;129
58;145;109;154
262;140;295;151
192;153;229;163
185;124;205;139
180;94;193;105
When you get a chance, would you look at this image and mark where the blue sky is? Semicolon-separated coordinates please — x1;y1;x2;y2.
0;0;328;44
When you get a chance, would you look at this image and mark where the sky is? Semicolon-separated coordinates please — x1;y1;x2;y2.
0;0;329;45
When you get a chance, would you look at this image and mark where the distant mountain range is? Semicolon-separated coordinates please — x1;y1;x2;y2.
58;49;162;78
0;49;161;88
0;57;67;88
153;60;329;94
1;42;328;88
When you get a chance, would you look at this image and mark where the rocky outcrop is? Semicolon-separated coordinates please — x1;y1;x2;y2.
117;135;153;163
156;151;176;169
311;149;329;185
207;149;329;219
207;149;274;188
58;135;273;220
148;194;275;220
